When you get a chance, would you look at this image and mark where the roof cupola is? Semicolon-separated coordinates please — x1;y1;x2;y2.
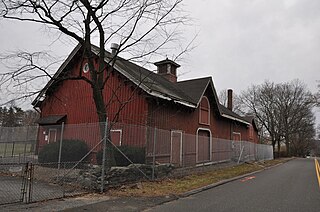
154;58;180;83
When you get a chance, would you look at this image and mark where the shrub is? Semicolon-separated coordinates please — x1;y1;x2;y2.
96;145;145;166
38;139;89;163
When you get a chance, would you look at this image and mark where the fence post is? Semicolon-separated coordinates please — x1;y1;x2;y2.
4;142;7;157
24;126;29;161
182;133;184;168
101;119;108;193
11;142;15;157
238;144;244;164
152;127;157;181
22;161;34;204
28;162;33;203
57;122;65;172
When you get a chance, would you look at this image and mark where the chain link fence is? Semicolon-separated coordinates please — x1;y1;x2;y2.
0;126;38;164
0;122;273;205
0;163;27;205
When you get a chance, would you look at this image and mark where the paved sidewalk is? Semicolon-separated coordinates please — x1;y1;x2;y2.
64;196;176;212
0;194;174;212
0;194;111;212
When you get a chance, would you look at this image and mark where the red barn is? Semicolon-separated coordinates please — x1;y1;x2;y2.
32;44;259;166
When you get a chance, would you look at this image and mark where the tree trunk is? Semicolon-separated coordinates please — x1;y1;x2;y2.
285;133;290;157
92;84;116;170
277;139;281;158
272;143;276;159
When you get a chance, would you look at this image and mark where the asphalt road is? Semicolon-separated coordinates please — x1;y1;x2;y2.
147;158;320;212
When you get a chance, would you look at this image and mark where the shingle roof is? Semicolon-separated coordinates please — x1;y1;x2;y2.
218;104;249;125
91;46;196;108
177;77;211;104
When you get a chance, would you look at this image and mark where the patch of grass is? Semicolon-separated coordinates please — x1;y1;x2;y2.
110;159;288;197
0;143;33;157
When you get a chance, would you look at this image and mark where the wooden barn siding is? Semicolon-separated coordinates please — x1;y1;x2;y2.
146;93;254;165
38;56;257;164
253;128;259;143
39;58;149;149
111;122;147;148
146;97;249;141
37;126;50;152
211;138;232;162
144;95;214;165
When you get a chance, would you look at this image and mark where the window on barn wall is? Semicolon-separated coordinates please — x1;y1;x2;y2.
199;96;210;125
249;126;254;139
233;132;241;141
111;130;122;146
48;129;57;144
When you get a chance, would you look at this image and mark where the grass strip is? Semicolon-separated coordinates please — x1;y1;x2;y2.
110;159;288;197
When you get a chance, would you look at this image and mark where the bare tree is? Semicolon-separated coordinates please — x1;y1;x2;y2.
0;51;59;104
239;82;282;156
239;80;317;157
276;80;315;156
289;110;315;157
0;0;192;168
317;80;320;107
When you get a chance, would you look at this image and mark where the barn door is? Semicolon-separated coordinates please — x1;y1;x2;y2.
197;130;211;163
232;132;242;160
171;131;182;167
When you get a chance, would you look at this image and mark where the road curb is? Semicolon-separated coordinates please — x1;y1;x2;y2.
178;159;293;198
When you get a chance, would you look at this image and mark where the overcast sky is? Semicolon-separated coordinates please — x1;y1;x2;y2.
0;0;319;122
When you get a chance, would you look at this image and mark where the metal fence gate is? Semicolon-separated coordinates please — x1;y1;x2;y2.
0;163;31;205
0;161;88;205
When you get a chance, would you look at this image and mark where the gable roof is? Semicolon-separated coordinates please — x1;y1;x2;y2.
177;77;212;104
32;44;250;125
177;77;250;125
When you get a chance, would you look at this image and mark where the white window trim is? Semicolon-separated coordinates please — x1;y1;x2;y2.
196;128;212;164
48;129;57;144
232;132;242;150
170;130;183;166
111;129;122;146
232;132;241;141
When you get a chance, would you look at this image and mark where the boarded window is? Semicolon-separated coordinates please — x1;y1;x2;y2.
233;132;241;141
199;97;210;125
111;130;122;146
